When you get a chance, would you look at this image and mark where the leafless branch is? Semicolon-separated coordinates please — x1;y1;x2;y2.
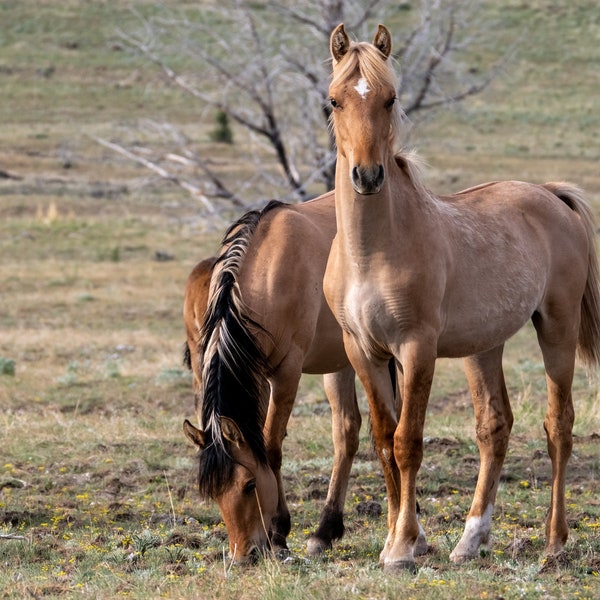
117;31;269;138
106;0;509;210
270;0;386;37
95;137;216;211
403;5;456;114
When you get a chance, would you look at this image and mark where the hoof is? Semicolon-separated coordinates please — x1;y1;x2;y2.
544;541;567;558
449;549;475;564
539;550;569;572
306;537;331;557
383;559;418;574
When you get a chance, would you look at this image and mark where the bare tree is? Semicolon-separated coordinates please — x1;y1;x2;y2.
105;0;508;213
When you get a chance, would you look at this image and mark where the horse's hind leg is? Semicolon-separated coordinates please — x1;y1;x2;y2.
307;366;360;555
450;345;513;563
533;312;577;557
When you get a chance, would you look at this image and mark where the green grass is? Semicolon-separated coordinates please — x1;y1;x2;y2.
0;0;599;598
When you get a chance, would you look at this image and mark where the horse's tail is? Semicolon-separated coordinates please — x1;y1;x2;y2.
197;200;284;498
544;182;600;368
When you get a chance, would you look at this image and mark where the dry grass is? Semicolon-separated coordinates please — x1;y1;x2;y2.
1;1;599;598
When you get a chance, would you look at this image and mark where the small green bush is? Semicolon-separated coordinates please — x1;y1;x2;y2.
0;357;15;376
210;110;234;144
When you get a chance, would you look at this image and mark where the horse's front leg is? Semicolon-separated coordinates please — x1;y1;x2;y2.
384;339;436;573
342;334;400;565
450;346;513;563
307;366;361;555
263;361;303;553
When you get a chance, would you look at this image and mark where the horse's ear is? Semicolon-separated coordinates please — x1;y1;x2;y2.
330;23;350;63
373;24;392;59
183;419;205;449
220;416;246;449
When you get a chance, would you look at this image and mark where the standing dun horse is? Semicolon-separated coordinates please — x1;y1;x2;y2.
324;23;600;573
182;193;382;562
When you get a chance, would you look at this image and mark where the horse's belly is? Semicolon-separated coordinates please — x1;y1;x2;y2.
337;270;545;360
302;327;349;373
437;304;534;358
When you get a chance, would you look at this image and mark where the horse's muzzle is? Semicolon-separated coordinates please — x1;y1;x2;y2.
351;164;385;195
229;545;262;565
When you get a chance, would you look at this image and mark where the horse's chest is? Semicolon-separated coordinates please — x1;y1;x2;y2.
339;283;410;347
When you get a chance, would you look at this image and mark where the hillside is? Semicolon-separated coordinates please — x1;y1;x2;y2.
1;0;598;219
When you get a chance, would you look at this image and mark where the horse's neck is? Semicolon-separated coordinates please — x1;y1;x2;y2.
334;156;420;267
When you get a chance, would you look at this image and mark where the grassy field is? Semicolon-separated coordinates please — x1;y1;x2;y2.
1;1;599;598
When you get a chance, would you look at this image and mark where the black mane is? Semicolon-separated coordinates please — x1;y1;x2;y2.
197;200;285;499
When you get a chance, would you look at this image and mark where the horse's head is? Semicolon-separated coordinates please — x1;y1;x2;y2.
329;24;401;195
183;417;278;563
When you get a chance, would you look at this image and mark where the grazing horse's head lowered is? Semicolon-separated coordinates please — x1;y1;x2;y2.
183;417;278;562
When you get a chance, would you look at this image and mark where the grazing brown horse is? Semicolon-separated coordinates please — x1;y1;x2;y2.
182;193;369;562
324;23;600;573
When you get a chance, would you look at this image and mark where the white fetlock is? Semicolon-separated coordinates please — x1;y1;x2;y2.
379;531;394;565
449;504;493;564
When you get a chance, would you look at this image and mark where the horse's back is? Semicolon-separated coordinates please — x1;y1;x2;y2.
239;191;346;372
436;181;590;357
444;180;588;268
240;191;336;292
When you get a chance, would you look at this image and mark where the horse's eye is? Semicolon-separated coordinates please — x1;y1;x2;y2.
385;96;396;109
329;97;340;109
243;480;256;495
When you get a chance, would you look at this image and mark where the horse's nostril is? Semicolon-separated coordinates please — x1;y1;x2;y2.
351;164;384;194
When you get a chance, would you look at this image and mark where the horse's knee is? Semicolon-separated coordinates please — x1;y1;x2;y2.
543;402;574;439
393;432;423;470
476;423;510;451
475;407;512;457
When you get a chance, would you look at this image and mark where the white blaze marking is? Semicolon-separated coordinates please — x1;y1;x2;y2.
354;77;370;100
